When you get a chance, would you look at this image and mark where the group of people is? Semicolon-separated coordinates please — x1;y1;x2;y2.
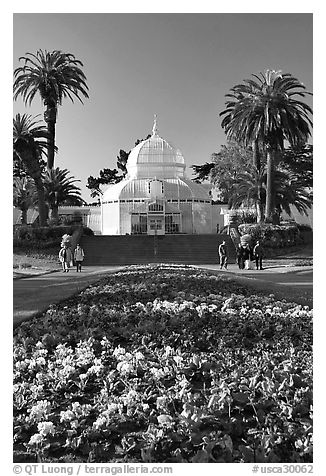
237;241;263;270
59;243;85;273
218;239;264;270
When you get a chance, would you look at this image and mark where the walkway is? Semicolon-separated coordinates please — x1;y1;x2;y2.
13;263;313;327
13;266;123;327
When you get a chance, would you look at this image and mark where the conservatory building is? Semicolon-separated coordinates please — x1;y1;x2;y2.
101;118;214;235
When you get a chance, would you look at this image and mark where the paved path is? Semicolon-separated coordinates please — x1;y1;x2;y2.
195;264;313;307
13;267;123;327
13;263;313;327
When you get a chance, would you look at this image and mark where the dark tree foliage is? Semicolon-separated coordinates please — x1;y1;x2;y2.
87;168;123;198
191;162;215;183
86;135;151;198
191;141;312;221
279;144;313;189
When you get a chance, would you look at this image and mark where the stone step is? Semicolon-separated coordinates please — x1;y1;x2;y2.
80;233;236;265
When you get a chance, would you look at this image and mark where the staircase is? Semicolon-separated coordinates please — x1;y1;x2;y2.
80;234;236;265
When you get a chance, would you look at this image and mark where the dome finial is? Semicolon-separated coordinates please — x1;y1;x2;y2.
152;114;158;136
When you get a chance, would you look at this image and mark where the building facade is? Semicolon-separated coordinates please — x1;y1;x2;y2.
101;118;215;235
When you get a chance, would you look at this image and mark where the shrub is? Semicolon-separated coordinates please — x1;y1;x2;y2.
60;212;83;226
13;225;93;249
238;223;302;248
231;210;257;224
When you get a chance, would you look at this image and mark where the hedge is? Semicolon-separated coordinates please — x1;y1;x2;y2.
13;225;93;250
238;224;303;248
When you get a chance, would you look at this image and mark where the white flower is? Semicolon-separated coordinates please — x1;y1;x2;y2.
28;433;44;446
173;356;183;366
156;396;168;409
117;361;134;374
37;421;55;436
157;414;174;426
134;351;145;361
28;400;51;423
93;416;107;430
60;410;75;422
113;346;126;358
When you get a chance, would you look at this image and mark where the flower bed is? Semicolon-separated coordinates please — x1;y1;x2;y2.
14;265;313;463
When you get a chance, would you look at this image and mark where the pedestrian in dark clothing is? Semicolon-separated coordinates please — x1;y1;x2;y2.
218;240;228;269
237;244;245;269
253;240;264;270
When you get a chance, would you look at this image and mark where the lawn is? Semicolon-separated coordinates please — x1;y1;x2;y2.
13;265;313;463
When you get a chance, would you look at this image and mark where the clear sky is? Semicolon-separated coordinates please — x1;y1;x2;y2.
13;13;313;201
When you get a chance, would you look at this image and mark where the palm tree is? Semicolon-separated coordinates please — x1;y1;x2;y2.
43;168;85;222
13;177;37;225
228;167;312;224
13;113;49;226
220;70;312;222
273;170;312;222
228;167;266;223
14;50;89;169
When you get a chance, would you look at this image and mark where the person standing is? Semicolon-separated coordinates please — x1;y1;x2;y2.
218;240;228;269
74;243;85;272
236;243;245;269
242;244;253;270
253;240;264;270
59;244;73;273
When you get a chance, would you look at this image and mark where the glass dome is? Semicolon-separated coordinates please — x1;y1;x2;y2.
127;118;186;179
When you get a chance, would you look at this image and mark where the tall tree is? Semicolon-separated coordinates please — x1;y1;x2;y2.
14;50;89;169
220;70;312;222
205;142;254;203
43;168;84;222
13;113;48;226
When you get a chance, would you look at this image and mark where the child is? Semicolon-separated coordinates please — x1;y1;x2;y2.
74;243;85;272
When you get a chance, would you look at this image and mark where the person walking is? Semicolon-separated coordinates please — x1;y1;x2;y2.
253;240;264;270
74;243;85;272
218;240;228;269
59;244;73;273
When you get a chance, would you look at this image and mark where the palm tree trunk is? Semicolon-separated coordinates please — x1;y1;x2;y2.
265;148;274;222
253;140;263;223
44;105;57;170
34;177;47;226
50;205;59;222
256;200;263;223
252;140;261;170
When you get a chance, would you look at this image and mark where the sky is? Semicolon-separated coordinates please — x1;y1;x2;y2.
13;12;313;202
